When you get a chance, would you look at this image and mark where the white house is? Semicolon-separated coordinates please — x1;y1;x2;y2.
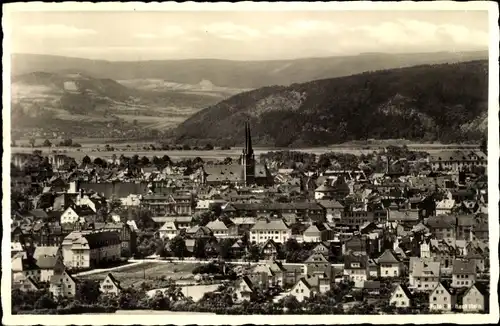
61;231;121;269
409;258;441;291
206;220;229;239
250;218;291;244
60;205;95;224
158;221;179;240
378;249;402;278
429;282;456;312
100;273;123;295
389;284;413;308
460;283;488;313
50;270;77;298
289;278;315;302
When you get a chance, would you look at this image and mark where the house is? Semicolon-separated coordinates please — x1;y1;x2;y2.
289;278;315;302
304;252;332;278
36;255;58;282
409;258;441;291
368;259;379;278
459;283;489;313
260;239;281;261
60;205;96;225
185;226;212;240
390;284;413;308
303;223;331;242
311;242;330;257
377;249;402;278
14;276;41;292
435;193;456;216
61;231;121;269
451;259;477;288
233;276;255;302
250;218;291;244
344;254;369;287
92;222;138;255
206;220;229;239
100;273;122;295
363;280;381;296
317;200;344;222
158;221;179;240
465;249;486;273
12;255;41;283
50;270;78;298
429;282;456;312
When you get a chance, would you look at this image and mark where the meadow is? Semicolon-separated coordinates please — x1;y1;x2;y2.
79;261;200;288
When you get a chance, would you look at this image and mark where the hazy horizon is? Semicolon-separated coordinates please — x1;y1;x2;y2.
11;48;489;63
8;10;489;61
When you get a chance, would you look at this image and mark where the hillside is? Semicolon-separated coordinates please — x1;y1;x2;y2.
10;72;225;140
174;60;488;147
12;51;488;89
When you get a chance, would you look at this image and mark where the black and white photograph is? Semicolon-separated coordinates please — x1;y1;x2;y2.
2;2;499;325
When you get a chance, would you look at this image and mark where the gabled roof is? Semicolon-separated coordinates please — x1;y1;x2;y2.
378;249;400;264
394;284;412;299
344;254;368;269
205;220;228;231
304;252;329;264
104;273;122;290
452;259;476;275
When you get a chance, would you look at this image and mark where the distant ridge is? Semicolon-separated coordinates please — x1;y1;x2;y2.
12;51;488;89
175;60;488;147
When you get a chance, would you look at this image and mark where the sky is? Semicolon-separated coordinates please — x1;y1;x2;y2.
8;10;490;61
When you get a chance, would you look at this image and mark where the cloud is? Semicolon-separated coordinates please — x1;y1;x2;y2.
202;22;261;40
269;20;343;37
351;19;489;48
21;24;97;38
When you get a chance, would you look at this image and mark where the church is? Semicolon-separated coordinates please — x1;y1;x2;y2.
202;122;273;187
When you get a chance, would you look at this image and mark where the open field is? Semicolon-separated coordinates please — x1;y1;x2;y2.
11;143;481;162
78;261;201;288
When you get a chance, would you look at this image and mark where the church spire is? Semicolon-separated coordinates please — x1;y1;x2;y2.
246;121;253;157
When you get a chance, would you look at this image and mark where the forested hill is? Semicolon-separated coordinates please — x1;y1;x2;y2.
174;60;488;147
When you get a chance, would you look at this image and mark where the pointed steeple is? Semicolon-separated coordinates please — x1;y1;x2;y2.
246;121;254;157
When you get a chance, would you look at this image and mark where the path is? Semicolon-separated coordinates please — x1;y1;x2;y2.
74;261;144;276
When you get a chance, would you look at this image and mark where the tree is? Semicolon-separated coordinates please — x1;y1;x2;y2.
29;138;36;148
43;139;52;147
247;244;261;262
140;156;150;166
93;157;107;168
170;236;187;259
193;238;207;259
204;143;214;150
480;136;487;154
82;155;92;165
282;295;302;313
182;144;191;150
218;238;233;260
34;293;57;310
76;279;101;304
222;157;233;165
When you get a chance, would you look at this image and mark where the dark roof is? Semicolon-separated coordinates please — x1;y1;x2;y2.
82;231;121;249
378;249;400;264
106;273;122;290
344;254;368;269
452;259;476;275
398;284;413;298
79;182;149;198
36;255;57;269
363;280;381;290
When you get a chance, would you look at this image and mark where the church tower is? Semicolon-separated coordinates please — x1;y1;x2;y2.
241;122;255;186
